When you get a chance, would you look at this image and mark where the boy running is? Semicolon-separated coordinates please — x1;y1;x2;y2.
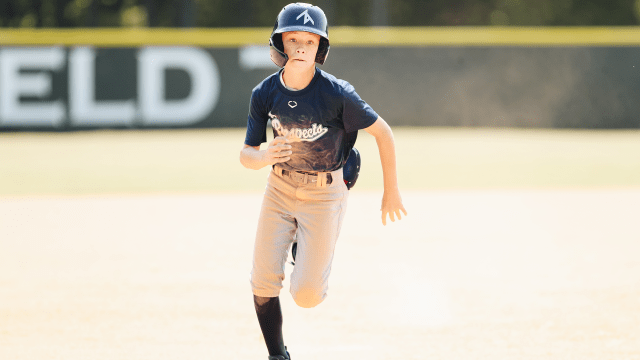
239;3;407;359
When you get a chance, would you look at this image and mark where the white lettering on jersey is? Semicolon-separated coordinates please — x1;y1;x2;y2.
270;113;327;142
296;9;315;25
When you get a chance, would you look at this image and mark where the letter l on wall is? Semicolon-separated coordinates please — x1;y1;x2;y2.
69;47;136;126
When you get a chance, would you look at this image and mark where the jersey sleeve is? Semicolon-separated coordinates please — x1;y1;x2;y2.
341;82;379;133
244;87;269;147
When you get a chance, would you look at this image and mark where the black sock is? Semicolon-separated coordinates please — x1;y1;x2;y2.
254;295;287;357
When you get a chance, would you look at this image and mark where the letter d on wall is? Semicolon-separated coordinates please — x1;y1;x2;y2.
138;47;220;126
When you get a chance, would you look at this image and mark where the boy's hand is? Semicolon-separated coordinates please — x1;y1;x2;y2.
263;136;292;165
381;188;407;226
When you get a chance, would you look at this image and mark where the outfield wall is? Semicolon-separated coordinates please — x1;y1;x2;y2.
1;27;639;130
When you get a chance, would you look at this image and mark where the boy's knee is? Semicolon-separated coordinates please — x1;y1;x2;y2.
291;286;326;308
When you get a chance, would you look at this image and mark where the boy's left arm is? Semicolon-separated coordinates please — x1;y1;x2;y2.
364;117;408;225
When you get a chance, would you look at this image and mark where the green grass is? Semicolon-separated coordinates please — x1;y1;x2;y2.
1;127;639;196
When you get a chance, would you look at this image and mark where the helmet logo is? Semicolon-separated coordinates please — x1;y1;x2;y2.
296;9;315;25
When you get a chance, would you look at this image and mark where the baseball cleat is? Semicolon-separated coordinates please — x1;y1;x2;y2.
267;355;290;360
267;347;291;360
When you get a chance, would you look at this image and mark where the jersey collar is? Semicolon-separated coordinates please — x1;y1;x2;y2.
276;67;320;96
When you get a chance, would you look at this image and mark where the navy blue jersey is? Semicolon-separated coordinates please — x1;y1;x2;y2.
244;67;378;172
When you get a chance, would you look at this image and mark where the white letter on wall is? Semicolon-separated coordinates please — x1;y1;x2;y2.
138;47;219;126
0;48;65;127
69;47;136;126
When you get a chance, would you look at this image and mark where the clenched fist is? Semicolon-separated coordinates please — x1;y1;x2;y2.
263;136;292;165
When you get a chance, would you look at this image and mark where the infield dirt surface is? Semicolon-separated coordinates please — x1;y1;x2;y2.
1;128;639;359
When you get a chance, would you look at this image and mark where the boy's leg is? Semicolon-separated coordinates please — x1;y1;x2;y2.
254;295;287;357
251;171;297;297
290;169;348;308
251;171;297;358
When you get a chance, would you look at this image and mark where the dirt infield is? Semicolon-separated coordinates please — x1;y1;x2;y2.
1;190;639;360
1;128;639;359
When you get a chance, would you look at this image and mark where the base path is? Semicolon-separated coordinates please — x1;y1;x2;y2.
1;190;639;360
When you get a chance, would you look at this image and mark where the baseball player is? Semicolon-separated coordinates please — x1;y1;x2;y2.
239;3;407;359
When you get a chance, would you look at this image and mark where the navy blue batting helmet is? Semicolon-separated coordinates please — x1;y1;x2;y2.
269;3;330;67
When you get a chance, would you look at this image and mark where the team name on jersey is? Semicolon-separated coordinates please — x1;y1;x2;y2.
270;114;328;142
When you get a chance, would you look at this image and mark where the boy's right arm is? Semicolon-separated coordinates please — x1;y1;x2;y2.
239;136;292;170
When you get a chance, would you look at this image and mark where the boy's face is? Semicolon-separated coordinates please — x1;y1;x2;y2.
282;31;321;69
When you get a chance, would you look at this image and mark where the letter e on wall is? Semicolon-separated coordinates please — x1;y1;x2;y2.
0;48;65;127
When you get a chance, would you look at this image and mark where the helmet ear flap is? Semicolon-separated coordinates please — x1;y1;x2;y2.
315;37;330;65
269;33;288;67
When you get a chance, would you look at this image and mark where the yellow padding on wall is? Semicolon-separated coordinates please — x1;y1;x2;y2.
1;27;640;47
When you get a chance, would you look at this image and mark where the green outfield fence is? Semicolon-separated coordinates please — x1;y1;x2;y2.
1;27;639;130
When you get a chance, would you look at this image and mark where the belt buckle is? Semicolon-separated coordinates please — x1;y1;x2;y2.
291;171;303;183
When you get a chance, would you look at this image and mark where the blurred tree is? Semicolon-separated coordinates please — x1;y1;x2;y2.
330;0;371;25
370;0;389;25
0;0;639;27
389;0;492;26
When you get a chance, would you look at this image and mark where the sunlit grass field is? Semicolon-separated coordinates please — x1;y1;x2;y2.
1;127;639;196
